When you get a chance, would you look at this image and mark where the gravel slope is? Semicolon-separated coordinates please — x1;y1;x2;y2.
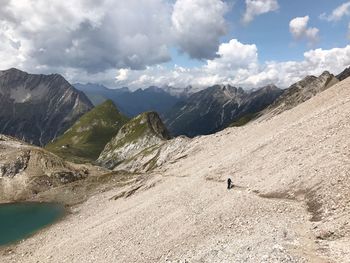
2;78;350;262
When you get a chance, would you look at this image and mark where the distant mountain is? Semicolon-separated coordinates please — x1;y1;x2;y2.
164;84;282;137
258;71;339;120
45;100;129;163
162;85;196;98
336;66;350;81
97;111;170;170
0;68;93;146
74;83;129;108
74;83;181;117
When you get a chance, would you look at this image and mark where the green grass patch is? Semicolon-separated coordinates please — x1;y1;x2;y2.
45;100;129;163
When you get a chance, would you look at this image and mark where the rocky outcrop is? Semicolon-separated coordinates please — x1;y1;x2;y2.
0;134;91;201
97;112;171;170
115;136;190;173
0;68;93;146
258;71;339;120
45;100;129;163
336;66;350;81
164;84;282;137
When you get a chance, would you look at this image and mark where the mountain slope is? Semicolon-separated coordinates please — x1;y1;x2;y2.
45;100;129;163
7;74;350;263
0;68;93;146
165;84;282;137
97;111;170;169
75;83;180;117
258;71;339;120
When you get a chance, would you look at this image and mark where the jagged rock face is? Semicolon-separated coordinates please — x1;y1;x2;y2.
45;100;129;163
259;71;339;120
336;66;350;81
0;134;89;201
97;112;171;170
115;136;190;173
164;84;283;137
0;68;93;146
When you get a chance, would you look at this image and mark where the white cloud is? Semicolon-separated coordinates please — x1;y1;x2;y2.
249;45;350;87
115;69;130;82
118;40;350;90
0;0;173;73
206;39;258;71
289;16;319;44
1;1;349;91
172;0;228;59
0;0;230;76
242;0;279;24
320;2;350;22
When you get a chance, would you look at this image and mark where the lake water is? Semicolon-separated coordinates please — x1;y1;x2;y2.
0;202;65;246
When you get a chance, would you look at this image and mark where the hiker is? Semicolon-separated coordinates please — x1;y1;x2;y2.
227;178;232;189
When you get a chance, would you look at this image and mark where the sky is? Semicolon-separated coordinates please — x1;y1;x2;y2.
1;0;350;90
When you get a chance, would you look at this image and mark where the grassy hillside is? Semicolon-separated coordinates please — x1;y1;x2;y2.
45;100;129;163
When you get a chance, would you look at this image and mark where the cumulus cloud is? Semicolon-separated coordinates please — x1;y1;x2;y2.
118;40;350;90
320;2;350;22
245;46;350;87
242;0;279;24
115;69;130;82
0;0;230;75
0;0;174;73
289;16;319;44
172;0;228;60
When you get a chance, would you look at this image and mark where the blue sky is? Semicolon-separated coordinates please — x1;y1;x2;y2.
1;0;350;89
169;0;350;67
230;0;349;61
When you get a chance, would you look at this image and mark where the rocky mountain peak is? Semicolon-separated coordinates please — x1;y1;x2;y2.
0;68;93;145
97;111;170;169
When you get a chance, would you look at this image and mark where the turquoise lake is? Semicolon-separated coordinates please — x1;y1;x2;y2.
0;202;65;246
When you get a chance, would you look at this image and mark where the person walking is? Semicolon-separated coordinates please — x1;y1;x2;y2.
227;178;232;189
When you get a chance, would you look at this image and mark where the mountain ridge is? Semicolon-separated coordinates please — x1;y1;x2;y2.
75;83;181;117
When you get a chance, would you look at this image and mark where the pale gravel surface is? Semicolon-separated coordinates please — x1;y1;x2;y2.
2;78;350;262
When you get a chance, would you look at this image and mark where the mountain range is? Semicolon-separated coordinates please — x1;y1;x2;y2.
74;83;181;117
164;84;283;137
1;66;350;166
2;66;350;262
